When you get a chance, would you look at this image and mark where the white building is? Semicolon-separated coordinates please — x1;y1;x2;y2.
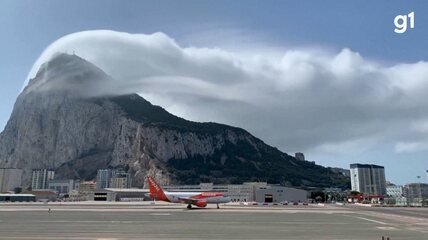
110;177;130;189
96;169;113;189
255;185;307;203
404;183;428;206
164;183;223;192
386;185;403;197
110;171;132;189
386;185;407;206
31;169;55;190
350;164;386;195
160;180;306;203
0;168;22;193
230;182;268;202
48;179;79;194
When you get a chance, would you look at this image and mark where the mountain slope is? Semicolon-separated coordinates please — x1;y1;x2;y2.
0;53;350;188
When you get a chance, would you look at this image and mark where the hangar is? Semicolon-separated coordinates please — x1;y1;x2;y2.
0;194;36;202
255;186;307;203
89;188;149;201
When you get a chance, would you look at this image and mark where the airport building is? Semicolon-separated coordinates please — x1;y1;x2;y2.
227;182;268;202
89;190;117;201
89;188;149;201
0;193;36;202
86;181;307;203
164;182;266;202
48;179;79;194
350;163;386;196
31;169;55;190
0;168;22;193
163;183;225;192
22;190;58;202
165;182;306;203
255;185;307;203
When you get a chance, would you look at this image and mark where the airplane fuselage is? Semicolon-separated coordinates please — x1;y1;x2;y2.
147;176;231;208
163;191;231;204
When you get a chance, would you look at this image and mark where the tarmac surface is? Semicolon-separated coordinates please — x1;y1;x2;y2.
0;202;427;240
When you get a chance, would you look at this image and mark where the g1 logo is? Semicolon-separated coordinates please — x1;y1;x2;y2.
394;12;415;34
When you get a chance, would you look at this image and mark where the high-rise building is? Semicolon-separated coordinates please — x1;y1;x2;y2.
79;181;96;192
48;179;79;194
96;169;113;189
404;183;428;206
31;169;55;190
110;171;132;189
0;168;22;193
350;164;386;195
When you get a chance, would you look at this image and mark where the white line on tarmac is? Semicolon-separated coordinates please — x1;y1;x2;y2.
354;216;388;225
0;237;118;240
376;226;397;230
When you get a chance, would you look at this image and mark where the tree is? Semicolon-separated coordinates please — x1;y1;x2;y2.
349;190;360;196
311;191;325;203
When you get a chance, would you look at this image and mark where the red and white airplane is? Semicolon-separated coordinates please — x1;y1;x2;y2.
147;176;231;209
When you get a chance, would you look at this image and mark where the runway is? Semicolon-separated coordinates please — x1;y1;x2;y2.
0;203;427;239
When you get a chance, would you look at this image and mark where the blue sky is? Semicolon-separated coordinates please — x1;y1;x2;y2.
1;0;428;184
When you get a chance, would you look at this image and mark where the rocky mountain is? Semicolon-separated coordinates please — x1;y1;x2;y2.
0;53;350;189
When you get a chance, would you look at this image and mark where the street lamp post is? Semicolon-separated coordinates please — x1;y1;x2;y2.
417;176;422;206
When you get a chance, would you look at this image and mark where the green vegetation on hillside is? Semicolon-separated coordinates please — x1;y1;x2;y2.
168;139;350;189
108;94;350;189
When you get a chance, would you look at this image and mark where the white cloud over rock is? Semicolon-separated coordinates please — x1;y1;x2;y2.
25;30;428;155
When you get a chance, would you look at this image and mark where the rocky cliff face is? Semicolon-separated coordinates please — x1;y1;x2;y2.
0;54;349;188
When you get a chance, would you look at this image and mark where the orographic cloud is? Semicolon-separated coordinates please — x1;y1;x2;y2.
25;30;428;155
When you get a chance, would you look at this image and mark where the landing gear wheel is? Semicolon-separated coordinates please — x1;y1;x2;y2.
187;204;192;209
217;204;220;209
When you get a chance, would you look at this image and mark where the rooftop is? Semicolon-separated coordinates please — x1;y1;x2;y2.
350;163;384;169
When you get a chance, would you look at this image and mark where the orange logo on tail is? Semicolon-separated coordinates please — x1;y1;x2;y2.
147;176;168;202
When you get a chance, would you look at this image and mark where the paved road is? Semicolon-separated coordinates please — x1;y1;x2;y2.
0;203;427;239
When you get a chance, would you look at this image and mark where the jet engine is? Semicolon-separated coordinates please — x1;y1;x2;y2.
194;200;207;208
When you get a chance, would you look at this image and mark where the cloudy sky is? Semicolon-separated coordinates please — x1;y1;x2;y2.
1;1;428;184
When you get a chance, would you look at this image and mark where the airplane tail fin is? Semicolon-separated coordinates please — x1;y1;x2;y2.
147;176;168;201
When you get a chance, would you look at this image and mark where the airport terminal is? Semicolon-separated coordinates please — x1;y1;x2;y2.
1;166;428;206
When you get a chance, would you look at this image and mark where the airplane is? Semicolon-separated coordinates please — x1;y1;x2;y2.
147;176;231;209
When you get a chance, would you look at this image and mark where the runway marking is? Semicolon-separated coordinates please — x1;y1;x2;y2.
354;216;388;225
0;237;118;240
35;220;150;224
407;227;428;234
376;226;397;230
150;213;171;216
